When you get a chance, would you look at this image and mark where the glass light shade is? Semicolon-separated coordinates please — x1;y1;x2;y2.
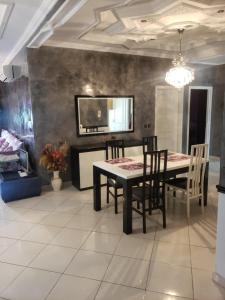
165;51;194;89
165;65;194;89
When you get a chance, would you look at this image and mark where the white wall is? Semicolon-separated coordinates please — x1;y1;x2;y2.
215;192;225;283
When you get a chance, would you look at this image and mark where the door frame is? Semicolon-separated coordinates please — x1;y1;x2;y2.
186;86;213;154
155;85;184;152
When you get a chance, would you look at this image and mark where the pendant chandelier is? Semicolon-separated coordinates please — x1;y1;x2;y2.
165;29;194;89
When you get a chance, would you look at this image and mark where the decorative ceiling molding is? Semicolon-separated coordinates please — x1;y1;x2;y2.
33;0;225;64
2;0;61;66
0;1;14;39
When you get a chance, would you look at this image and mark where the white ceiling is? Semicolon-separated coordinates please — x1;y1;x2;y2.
38;0;225;65
1;0;225;68
0;0;63;71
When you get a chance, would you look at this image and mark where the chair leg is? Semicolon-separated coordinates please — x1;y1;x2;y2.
106;181;109;204
201;194;204;215
142;200;146;233
165;184;168;211
187;195;190;219
148;197;152;215
114;187;118;214
162;206;166;228
173;189;176;198
172;188;176;210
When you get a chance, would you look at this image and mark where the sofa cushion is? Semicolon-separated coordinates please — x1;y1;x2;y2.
0;137;5;147
0;141;10;152
1;130;22;151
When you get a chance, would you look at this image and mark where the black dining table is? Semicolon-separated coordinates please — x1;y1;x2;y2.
93;153;209;234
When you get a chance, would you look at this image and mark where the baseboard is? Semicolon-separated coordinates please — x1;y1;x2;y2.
213;272;225;289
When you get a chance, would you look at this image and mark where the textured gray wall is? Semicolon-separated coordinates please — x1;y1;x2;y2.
27;47;172;181
27;46;225;181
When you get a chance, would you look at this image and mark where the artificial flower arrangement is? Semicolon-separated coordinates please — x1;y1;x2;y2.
39;142;69;172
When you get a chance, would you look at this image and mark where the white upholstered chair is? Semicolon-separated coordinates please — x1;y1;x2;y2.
165;144;208;218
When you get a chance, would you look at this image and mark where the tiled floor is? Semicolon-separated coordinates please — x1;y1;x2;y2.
0;164;224;300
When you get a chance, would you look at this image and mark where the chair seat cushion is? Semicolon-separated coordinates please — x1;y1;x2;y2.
107;178;123;188
132;186;162;201
166;177;187;189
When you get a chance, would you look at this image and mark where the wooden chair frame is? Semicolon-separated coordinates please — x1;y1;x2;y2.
132;150;168;233
165;144;208;218
142;136;158;153
105;139;125;214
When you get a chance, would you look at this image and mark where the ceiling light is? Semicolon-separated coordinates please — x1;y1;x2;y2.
165;29;194;89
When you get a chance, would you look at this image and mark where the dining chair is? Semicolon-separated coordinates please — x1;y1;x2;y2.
165;144;208;219
132;149;168;233
105;139;125;214
142;136;158;153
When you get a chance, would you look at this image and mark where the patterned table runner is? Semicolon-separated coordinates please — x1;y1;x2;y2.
105;158;134;164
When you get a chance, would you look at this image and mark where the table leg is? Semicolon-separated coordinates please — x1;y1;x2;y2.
123;180;133;234
93;166;101;211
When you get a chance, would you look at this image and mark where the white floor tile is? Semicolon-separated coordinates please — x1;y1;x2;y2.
115;236;154;260
193;268;225;300
147;261;193;299
0;237;16;255
40;212;73;227
155;225;189;245
0;240;44;266
144;291;190;300
77;204;106;217
6;196;42;209
0;262;24;293
51;228;90;248
19;209;50;223
81;232;121;254
189;221;216;248
95;282;146;300
46;274;100;300
0;207;28;221
65;249;112;280
94;218;123;234
30;245;77;273
152;241;191;267
96;283;189;300
32;198;65;211
0;221;34;239
104;255;149;289
22;224;61;243
55;199;84;214
191;245;215;271
65;214;101;231
0;174;219;300
2;268;60;300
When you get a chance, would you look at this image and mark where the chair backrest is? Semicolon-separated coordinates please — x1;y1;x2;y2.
143;150;168;209
143;136;158;153
188;144;208;196
105;139;125;160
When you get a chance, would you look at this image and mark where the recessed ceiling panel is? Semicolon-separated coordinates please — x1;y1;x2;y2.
43;0;225;64
0;2;14;39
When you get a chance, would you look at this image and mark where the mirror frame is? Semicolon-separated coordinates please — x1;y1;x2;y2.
75;95;135;137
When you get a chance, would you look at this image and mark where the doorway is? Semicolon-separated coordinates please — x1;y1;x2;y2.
155;86;184;152
187;86;212;154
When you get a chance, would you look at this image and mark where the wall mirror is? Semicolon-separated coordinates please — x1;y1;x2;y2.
75;95;134;136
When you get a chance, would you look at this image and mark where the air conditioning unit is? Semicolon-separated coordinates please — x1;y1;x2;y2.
0;73;7;82
1;65;21;82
